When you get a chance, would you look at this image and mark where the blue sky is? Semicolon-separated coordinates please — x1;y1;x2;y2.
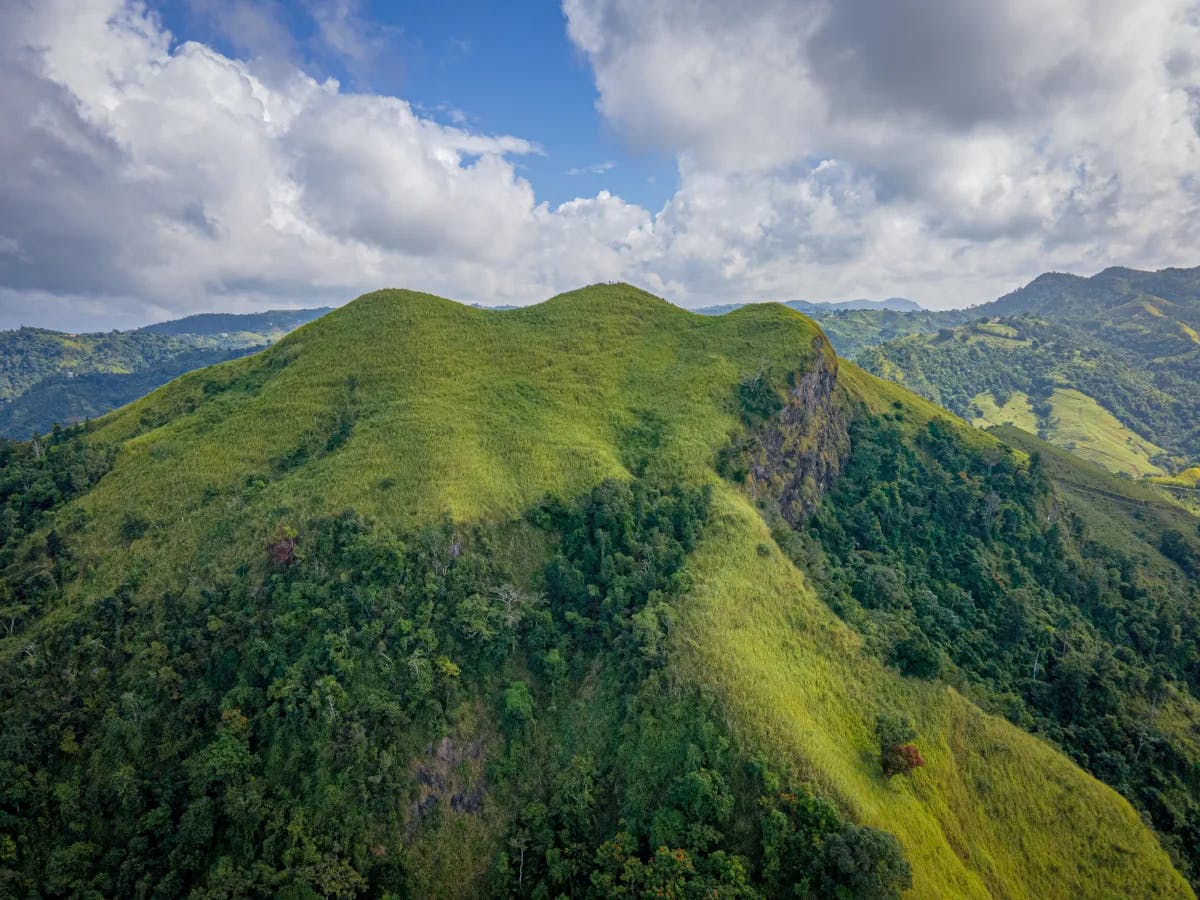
150;1;677;211
1;0;1197;330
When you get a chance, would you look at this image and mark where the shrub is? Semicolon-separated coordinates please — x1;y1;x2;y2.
875;713;923;778
1160;529;1199;576
119;512;149;543
267;524;298;566
738;369;784;423
875;712;915;750
880;743;926;778
501;680;534;741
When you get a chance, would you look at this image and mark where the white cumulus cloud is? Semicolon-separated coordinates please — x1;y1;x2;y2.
563;0;1200;307
1;0;1199;328
0;0;649;328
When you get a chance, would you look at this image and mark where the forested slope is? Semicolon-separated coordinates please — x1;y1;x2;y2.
857;266;1200;473
0;308;328;438
0;286;1192;897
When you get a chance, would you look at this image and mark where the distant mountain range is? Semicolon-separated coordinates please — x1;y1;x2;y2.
980;266;1200;318
694;296;922;315
0;307;329;437
137;307;332;338
856;265;1200;474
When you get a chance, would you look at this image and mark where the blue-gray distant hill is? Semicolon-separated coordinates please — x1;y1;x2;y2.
138;307;331;337
694;296;922;316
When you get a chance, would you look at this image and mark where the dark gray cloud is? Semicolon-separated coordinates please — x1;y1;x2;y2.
0;60;138;297
806;0;1094;128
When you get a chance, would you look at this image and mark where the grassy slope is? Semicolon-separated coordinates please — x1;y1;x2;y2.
1151;467;1200;514
1154;466;1200;487
971;388;1166;476
971;391;1039;434
57;286;1190;897
682;486;1184;899
1046;387;1166;476
74;286;828;594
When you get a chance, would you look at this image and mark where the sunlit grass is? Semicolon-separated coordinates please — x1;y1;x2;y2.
967;387;1165;477
678;485;1190;899
52;283;1193;895
1046;387;1166;476
971;390;1039;434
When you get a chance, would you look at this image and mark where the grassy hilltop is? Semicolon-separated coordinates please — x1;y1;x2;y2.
0;285;1195;897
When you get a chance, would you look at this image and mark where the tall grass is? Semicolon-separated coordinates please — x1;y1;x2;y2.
678;486;1189;899
51;284;1194;895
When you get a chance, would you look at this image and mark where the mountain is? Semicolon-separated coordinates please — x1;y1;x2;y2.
1;284;1196;897
857;265;1200;474
0;308;330;438
801;308;960;359
137;307;333;338
0;345;262;439
787;297;922;313
695;297;922;316
977;265;1200;319
691;301;948;360
0;327;184;402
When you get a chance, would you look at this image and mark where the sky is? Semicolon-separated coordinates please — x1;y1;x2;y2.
1;0;1198;331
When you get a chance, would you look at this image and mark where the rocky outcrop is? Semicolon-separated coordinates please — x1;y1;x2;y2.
743;338;850;526
408;736;487;832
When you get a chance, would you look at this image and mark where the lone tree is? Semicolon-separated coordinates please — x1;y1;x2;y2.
875;713;925;778
820;823;913;899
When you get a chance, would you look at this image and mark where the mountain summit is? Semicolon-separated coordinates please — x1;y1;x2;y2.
0;284;1194;897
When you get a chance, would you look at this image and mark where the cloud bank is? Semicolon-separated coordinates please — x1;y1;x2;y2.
1;0;1198;328
0;0;649;328
563;0;1200;306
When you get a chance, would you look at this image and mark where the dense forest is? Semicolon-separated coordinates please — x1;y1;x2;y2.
0;429;911;897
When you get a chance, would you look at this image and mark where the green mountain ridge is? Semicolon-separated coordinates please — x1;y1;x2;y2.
855;265;1200;474
0;309;330;438
136;308;334;338
1;284;1196;897
695;298;923;316
980;266;1200;319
